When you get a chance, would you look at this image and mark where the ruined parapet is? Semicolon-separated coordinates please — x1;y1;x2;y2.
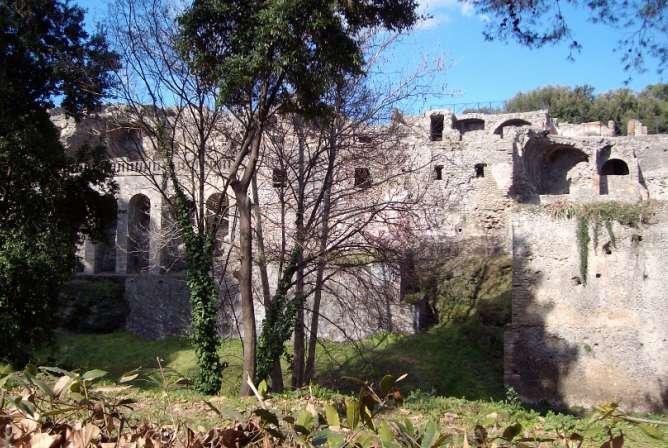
554;119;616;138
627;119;648;136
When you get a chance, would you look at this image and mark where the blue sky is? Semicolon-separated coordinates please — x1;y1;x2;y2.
77;0;665;114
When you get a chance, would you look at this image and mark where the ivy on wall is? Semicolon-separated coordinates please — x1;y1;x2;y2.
539;201;654;284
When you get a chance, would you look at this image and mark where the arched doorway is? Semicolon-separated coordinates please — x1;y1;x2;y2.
160;196;187;273
127;194;151;273
93;200;118;273
599;158;630;195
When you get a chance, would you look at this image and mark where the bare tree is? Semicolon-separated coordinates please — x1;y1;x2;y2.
254;35;444;387
109;0;238;393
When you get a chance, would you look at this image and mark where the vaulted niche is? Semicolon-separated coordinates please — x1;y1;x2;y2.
539;146;589;194
127;194;151;273
521;139;590;197
601;159;629;175
453;118;485;135
599;158;629;195
493;119;531;138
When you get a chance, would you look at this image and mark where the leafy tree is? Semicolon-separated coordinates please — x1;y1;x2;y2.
178;0;419;395
505;85;595;123
0;0;118;365
504;84;668;134
469;0;668;74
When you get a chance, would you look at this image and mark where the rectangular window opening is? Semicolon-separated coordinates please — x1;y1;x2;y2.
430;114;444;141
354;167;372;188
475;163;486;178
272;167;287;188
434;165;444;180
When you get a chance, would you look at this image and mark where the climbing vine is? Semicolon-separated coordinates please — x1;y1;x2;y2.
542;201;654;284
256;247;303;384
173;195;224;394
576;215;590;283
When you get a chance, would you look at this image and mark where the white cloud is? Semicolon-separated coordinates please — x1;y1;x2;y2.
416;0;482;20
459;0;474;17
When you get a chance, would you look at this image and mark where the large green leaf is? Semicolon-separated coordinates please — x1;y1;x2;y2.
325;404;340;428
81;369;108;381
345;398;360;430
420;420;439;448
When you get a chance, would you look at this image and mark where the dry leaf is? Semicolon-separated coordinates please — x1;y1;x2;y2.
30;432;60;448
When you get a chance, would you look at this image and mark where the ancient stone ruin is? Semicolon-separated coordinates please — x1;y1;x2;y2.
52;107;668;412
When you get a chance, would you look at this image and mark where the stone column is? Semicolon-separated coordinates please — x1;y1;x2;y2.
116;197;129;274
148;194;163;274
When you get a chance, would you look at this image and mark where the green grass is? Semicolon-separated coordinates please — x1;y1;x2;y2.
2;329;665;446
26;312;504;401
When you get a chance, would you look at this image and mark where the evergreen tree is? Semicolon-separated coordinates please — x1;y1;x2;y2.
0;0;118;365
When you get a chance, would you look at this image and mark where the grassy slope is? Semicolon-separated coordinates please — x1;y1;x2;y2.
5;331;664;447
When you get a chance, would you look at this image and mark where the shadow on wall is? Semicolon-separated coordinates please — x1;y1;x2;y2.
123;271;239;340
506;236;580;411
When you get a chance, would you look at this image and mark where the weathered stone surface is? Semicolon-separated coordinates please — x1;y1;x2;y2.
53;107;668;411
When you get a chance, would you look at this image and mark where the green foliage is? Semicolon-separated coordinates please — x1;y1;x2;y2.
178;0;419;116
244;373;452;448
0;231;76;366
471;1;668;75
58;279;128;333
576;215;590;284
256;247;303;383
4;340;666;446
543;200;654;284
0;0;118;366
504;84;668;134
505;85;596;123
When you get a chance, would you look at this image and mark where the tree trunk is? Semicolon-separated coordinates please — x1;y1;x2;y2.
236;193;256;396
291;261;305;388
305;129;337;383
251;174;284;391
304;236;327;383
291;120;307;389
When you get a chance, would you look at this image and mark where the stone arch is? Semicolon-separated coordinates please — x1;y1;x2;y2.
539;146;589;194
493;118;531;137
206;193;229;252
453;118;485;134
93;200;118;273
520;139;590;198
127;194;151;273
600;158;629;175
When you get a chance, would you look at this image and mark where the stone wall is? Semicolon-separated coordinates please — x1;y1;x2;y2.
55;107;668;410
507;205;668;412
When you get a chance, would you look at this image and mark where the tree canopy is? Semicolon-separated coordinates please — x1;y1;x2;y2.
177;0;420;117
469;0;668;74
0;0;118;365
503;84;668;134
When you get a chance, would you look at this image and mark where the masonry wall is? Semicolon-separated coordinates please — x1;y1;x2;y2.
507;205;668;412
55;107;668;410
